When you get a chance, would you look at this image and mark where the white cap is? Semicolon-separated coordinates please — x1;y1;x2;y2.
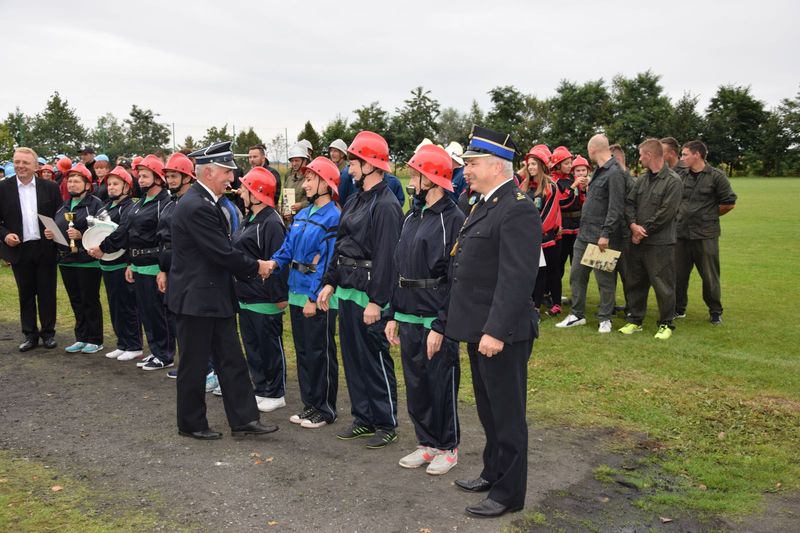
329;139;348;154
444;141;464;165
288;143;309;160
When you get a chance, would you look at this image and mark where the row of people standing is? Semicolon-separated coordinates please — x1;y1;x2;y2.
532;136;738;338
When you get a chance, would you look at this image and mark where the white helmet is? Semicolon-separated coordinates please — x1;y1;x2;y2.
288;143;309;160
444;141;465;166
414;138;434;153
298;139;313;156
329;139;348;155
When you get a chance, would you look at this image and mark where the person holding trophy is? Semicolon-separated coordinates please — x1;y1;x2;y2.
44;163;105;354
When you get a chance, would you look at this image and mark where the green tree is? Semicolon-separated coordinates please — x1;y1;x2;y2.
0;122;14;161
125;105;170;155
201;124;231;146
548;79;611;154
297;121;321;155
29;92;87;157
756;110;791;176
776;88;800;175
702;85;766;172
607;71;673;158
88;113;128;160
4;108;32;148
234;127;263;153
389;87;441;164
484;86;548;155
319;115;350;151
180;135;198;152
266;133;287;163
466;99;484;128
437;107;470;146
349;102;391;140
666;92;704;145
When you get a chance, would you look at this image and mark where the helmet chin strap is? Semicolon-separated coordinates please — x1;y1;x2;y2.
306;180;330;203
354;161;377;190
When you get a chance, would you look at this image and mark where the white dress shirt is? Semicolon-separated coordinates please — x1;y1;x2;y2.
17;177;41;242
196;180;220;202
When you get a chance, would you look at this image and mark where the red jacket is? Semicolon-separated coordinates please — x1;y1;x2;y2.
553;171;585;235
529;180;562;248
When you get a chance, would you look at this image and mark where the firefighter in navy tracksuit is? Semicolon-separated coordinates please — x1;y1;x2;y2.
156;153;200;379
232;167;290;414
384;144;465;475
47;163;105;354
319;131;403;449
270;156;341;429
88;155;176;371
99;165;143;361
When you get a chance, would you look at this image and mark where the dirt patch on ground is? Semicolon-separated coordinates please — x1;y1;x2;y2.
0;324;793;531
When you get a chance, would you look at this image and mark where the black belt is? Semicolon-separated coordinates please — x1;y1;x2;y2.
291;260;317;274
398;276;447;289
129;246;161;258
338;256;372;269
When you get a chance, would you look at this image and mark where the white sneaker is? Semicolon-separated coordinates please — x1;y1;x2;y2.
212;385;222;396
256;396;286;413
426;448;458;475
105;349;124;359
598;320;612;334
398;446;438;469
119;350;145;361
555;314;586;328
134;354;154;366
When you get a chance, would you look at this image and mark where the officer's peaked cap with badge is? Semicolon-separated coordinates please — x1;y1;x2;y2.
188;141;237;169
462;125;519;161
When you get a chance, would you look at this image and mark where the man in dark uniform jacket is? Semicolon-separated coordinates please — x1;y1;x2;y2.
0;148;62;351
168;141;276;440
446;126;541;518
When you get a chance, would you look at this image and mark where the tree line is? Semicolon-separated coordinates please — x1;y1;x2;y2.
2;71;799;176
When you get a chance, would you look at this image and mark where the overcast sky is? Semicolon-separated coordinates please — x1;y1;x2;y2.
2;0;798;148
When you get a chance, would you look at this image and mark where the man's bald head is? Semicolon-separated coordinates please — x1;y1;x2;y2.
587;134;611;165
588;134;609;152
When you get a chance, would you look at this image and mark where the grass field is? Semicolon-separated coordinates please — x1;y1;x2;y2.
0;177;798;527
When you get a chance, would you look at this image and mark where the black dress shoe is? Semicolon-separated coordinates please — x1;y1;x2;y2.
179;428;223;440
231;421;279;437
465;498;523;518
455;477;492;493
19;337;39;352
41;337;57;349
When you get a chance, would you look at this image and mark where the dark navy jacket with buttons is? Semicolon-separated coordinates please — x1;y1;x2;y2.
446;180;541;344
54;194;105;264
389;196;465;333
232;207;289;304
100;189;172;266
271;200;340;302
323;180;403;307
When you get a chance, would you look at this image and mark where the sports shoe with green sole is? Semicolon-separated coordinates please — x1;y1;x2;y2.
654;324;673;340
618;323;643;335
365;429;398;449
336;423;375;440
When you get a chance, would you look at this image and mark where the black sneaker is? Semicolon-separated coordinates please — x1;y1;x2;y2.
710;313;722;325
141;357;174;371
336;422;375;440
365;429;398;449
674;309;687;319
289;407;316;425
300;410;334;429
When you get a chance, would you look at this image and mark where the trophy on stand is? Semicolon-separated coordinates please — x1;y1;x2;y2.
64;212;78;253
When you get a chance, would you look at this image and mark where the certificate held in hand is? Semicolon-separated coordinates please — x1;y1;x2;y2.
580;243;621;273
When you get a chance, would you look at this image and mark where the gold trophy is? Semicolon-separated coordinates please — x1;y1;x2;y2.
64;212;78;253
